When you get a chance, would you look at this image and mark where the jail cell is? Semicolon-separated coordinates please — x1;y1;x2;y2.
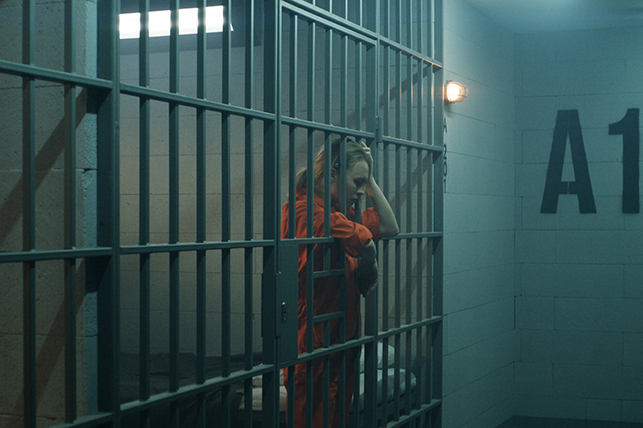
0;1;443;428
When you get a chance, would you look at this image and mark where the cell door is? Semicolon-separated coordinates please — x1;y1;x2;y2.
271;1;444;428
0;0;442;428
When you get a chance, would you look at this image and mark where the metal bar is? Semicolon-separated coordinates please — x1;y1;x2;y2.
382;135;443;152
325;28;332;126
64;0;78;420
340;34;347;128
139;0;152;418
168;3;180;428
194;2;208;427
119;364;276;414
0;59;114;88
243;11;255;428
432;0;444;416
294;334;376;363
121;240;276;254
96;0;121;420
120;83;275;120
22;0;36;426
355;42;362;130
0;248;113;263
221;3;233;428
242;1;255;425
305;20;316;361
283;0;376;46
288;14;298;239
281;115;375;139
312;269;345;279
195;0;207;390
261;0;280;425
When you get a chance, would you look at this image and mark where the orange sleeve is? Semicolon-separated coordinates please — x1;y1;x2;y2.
329;211;374;258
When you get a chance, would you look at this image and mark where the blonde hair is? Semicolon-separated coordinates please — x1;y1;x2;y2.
295;138;372;197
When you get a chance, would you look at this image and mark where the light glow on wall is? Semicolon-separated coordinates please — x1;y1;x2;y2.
119;6;230;39
445;80;468;103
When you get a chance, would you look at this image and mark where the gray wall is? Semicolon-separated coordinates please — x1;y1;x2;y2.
442;1;516;427
514;26;643;423
443;1;643;426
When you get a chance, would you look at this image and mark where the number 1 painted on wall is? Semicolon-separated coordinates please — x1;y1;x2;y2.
609;108;640;213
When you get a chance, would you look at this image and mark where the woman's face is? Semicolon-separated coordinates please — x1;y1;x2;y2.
331;160;370;208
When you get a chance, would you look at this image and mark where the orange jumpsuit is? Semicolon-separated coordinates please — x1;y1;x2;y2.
281;188;381;428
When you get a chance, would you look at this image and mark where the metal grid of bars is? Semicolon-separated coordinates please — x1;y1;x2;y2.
0;0;442;427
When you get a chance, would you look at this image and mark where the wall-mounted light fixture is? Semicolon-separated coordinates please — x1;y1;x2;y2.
445;80;468;103
119;6;230;39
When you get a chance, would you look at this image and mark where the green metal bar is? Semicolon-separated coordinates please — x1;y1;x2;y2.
64;0;78;421
288;14;298;239
120;82;275;120
221;2;233;428
168;4;180;428
120;240;277;254
432;1;444;419
242;1;255;426
340;35;347;128
305;19;316;428
261;0;280;425
139;0;152;418
22;0;36;426
281;115;375;139
195;0;207;374
243;0;255;373
195;2;207;428
0;59;114;88
96;0;121;419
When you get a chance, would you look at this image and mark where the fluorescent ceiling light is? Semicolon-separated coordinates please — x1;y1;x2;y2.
119;6;230;39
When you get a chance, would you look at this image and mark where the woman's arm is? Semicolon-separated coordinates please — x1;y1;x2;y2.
361;143;400;239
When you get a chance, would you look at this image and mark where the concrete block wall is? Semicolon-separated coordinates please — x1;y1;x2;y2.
442;1;516;427
0;0;98;425
515;25;643;424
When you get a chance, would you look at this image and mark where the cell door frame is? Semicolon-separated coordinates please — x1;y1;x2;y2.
263;1;444;428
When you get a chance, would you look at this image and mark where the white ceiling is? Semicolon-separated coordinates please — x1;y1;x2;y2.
462;0;643;33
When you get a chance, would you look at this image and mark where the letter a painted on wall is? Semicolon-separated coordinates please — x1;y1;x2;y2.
541;110;596;213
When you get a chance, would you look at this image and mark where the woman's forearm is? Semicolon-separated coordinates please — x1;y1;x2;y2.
366;177;399;239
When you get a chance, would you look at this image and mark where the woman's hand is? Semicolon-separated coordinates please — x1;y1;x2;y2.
360;142;400;239
355;258;378;297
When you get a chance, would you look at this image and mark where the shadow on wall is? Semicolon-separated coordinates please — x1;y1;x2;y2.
1;88;89;427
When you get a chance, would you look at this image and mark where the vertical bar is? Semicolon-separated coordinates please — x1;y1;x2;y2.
138;1;152;418
221;3;233;428
63;0;78;422
262;1;280;428
355;43;362;130
243;3;255;428
305;22;315;424
195;2;207;428
96;0;121;421
325;29;332;126
22;0;36;425
167;1;181;427
288;14;297;239
362;38;378;428
340;35;347;128
416;149;424;411
305;18;316;357
433;1;444;423
195;0;206;385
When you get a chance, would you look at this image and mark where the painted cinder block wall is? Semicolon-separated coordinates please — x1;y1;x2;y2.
442;1;516;427
514;25;643;424
0;0;97;425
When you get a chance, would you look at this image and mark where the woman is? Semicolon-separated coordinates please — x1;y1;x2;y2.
281;139;398;428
